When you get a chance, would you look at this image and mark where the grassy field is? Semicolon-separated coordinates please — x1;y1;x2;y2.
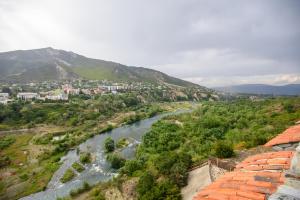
72;66;117;80
0;132;62;199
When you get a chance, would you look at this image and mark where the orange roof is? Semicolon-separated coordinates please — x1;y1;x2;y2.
193;151;294;200
265;124;300;147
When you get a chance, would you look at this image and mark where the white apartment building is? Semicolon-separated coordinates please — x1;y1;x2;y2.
17;93;39;100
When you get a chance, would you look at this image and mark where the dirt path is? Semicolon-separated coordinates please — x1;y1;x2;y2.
0;125;71;136
0;128;30;135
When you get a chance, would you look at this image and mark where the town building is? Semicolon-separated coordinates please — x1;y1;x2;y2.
45;93;68;101
0;93;9;98
17;93;39;100
62;84;80;95
0;93;9;104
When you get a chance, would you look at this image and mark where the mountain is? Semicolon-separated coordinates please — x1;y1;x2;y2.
0;47;197;87
214;84;300;96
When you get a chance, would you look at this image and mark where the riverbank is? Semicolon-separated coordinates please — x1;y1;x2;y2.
18;107;192;200
0;101;195;200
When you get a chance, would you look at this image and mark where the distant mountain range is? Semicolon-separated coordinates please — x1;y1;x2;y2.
214;84;300;96
0;47;198;88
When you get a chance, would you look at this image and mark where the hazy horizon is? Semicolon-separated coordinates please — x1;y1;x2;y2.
0;0;300;87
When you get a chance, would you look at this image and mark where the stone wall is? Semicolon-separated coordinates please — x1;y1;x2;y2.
272;142;299;151
269;143;300;200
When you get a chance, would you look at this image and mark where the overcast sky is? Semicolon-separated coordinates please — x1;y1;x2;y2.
0;0;299;87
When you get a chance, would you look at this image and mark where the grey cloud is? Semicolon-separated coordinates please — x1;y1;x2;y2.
0;0;299;86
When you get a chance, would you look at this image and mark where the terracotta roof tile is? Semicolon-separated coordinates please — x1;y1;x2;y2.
235;152;293;172
265;124;300;147
193;151;293;200
229;196;252;200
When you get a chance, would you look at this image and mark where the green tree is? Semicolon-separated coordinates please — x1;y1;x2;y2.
169;162;189;187
155;179;181;200
106;153;125;169
283;102;295;113
104;137;115;152
155;152;177;175
80;152;91;164
137;172;155;195
122;160;142;176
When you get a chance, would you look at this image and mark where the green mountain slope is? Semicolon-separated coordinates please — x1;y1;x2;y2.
0;47;197;87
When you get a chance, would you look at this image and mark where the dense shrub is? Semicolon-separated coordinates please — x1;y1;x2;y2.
60;169;76;183
142;121;182;152
89;188;106;200
104;137;115;152
137;172;155;195
283;102;295;113
80;152;91;164
122;160;142;176
0;136;16;150
116;138;129;148
106;153;125;169
214;141;234;158
19;173;29;181
70;182;90;197
169;162;189;187
137;173;181;200
0;156;11;167
152;179;181;200
155;152;177;175
72;162;85;172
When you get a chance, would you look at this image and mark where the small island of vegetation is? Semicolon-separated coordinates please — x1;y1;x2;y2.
60;169;76;183
72;162;85;173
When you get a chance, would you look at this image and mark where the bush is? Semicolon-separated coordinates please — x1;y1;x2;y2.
283;102;295;113
106;153;125;169
142;121;182;152
80;152;91;164
72;162;85;172
137;172;155;195
60;169;76;183
214;141;234;158
90;188;106;200
153;179;181;200
104;137;115;152
70;182;90;197
0;156;11;167
137;175;181;200
169;162;189;187
252;135;268;146
19;173;29;181
155;152;177;175
116;138;129;148
122;160;142;176
101;124;114;133
0;136;16;150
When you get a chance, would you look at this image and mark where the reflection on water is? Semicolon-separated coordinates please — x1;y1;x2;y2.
21;109;190;200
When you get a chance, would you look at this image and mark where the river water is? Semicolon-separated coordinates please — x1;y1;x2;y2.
20;109;189;200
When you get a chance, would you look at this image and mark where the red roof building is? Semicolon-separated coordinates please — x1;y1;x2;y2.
265;124;300;150
193;151;294;200
192;123;300;200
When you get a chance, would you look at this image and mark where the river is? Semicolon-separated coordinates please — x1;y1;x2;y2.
20;109;190;200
